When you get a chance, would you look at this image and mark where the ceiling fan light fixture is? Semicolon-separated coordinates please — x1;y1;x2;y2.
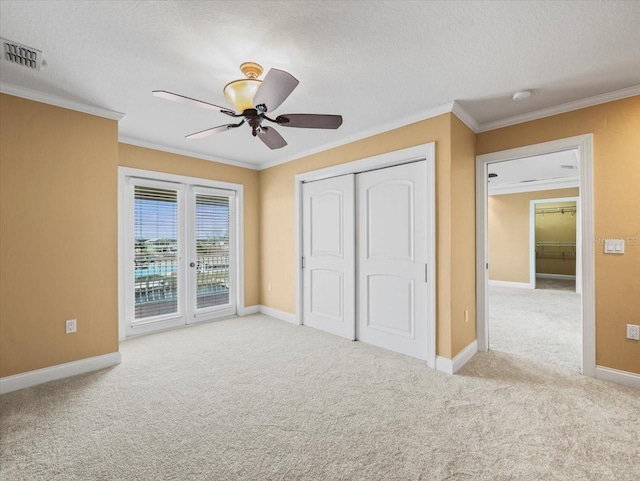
223;62;263;112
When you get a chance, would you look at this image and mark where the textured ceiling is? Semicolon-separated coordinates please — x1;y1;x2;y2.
1;0;639;168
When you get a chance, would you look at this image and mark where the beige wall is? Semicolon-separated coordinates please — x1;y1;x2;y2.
535;201;577;276
449;115;477;356
478;95;640;374
1;94;119;377
259;113;477;359
488;189;578;283
118;144;261;307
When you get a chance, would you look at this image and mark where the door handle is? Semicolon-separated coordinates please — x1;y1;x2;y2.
190;262;196;268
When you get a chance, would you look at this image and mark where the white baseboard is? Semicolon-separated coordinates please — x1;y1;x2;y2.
259;305;297;324
241;305;260;315
595;366;640;390
0;352;121;395
436;339;478;375
536;273;576;280
489;280;533;289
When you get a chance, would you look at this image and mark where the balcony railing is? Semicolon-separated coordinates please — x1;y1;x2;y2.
134;255;230;319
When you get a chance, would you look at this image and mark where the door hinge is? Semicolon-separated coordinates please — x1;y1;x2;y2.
425;263;428;283
486;263;489;269
302;256;305;269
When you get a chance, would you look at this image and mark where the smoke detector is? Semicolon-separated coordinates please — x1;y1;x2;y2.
512;90;531;102
1;38;42;71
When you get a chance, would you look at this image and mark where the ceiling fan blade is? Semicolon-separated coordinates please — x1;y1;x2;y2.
186;124;235;139
152;90;235;116
258;126;287;150
253;69;299;113
275;114;343;129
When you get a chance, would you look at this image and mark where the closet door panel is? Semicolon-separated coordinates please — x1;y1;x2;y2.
357;161;430;360
302;175;355;339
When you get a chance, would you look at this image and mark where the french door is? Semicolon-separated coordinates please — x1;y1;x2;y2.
124;178;236;337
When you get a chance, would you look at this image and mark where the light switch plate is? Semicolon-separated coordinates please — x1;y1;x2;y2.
604;239;624;254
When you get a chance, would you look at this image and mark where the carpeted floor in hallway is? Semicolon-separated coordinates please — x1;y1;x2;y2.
489;279;581;372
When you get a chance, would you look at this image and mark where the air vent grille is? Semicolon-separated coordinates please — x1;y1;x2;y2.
1;38;42;71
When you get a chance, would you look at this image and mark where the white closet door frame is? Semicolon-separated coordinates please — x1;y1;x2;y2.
118;167;245;341
294;142;436;368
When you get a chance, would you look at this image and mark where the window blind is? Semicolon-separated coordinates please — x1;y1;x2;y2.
134;186;179;319
195;194;230;309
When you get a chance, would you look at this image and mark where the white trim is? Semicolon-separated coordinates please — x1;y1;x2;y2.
0;82;125;121
451;101;480;133
260;104;453;170
488;280;533;289
477;85;640;133
118;136;257;170
535;273;576;280
294;142;437;369
529;196;579;292
476;134;595;378
0;352;121;395
117;167;244;340
595;366;640;390
488;178;579;196
242;305;260;315
436;340;478;375
259;305;297;324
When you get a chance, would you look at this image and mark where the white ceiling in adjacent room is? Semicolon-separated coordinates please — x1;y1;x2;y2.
488;149;580;195
1;1;639;168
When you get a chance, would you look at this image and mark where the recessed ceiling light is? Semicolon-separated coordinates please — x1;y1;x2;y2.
512;90;532;101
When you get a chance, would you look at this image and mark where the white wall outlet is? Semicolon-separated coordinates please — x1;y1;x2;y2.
65;319;77;334
626;324;639;340
268;283;272;292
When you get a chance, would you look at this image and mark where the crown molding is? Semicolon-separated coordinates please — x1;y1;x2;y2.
258;101;456;170
451;101;480;132
118;136;259;170
477;84;640;133
0;82;125;121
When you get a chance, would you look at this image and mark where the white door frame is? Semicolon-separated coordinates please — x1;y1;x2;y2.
529;196;580;293
294;142;436;368
118;167;245;341
476;134;595;377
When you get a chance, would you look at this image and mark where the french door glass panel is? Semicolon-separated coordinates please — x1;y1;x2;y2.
190;187;236;319
133;184;182;321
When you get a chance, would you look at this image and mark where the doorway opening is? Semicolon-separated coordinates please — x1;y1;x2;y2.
476;135;595;377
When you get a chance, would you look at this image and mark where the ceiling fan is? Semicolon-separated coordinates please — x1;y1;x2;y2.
153;62;343;150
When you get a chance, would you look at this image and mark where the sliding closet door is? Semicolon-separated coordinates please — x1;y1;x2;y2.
356;161;430;360
302;174;356;339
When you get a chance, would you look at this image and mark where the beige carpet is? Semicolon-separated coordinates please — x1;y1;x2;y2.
1;315;638;481
489;281;581;372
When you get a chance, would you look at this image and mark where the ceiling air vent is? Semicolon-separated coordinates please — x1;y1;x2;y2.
1;38;42;71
